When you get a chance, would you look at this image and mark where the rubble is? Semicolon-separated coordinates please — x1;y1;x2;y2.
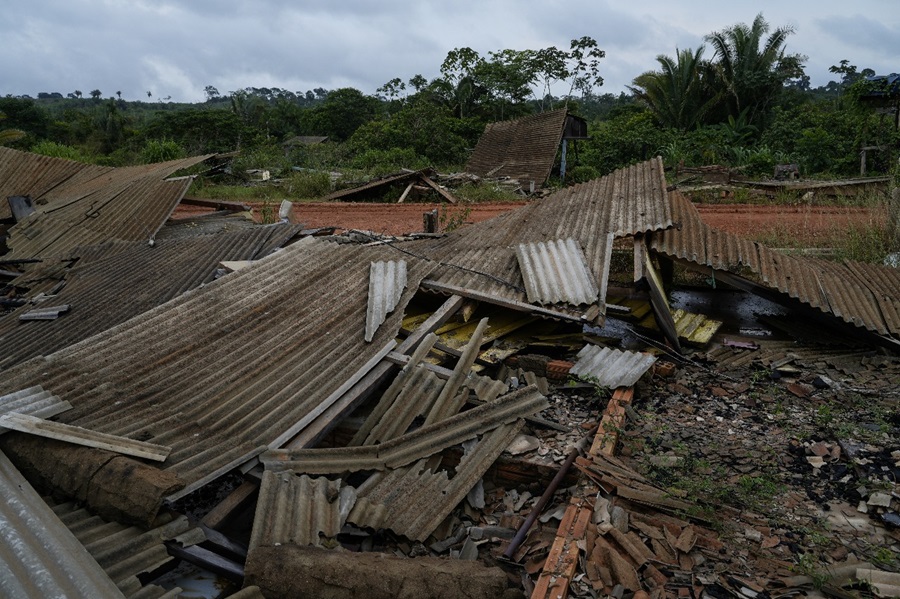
0;148;898;598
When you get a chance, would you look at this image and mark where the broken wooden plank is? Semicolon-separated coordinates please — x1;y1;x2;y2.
0;413;171;461
643;252;681;353
397;182;415;203
202;480;259;531
420;174;457;204
420;281;584;322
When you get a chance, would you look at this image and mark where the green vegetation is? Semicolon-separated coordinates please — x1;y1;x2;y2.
2;14;898;214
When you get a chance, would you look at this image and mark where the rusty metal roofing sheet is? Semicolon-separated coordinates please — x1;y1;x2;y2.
465;109;569;187
651;192;900;337
0;224;304;369
48;500;197;598
347;420;523;542
516;239;599;306
0;238;436;505
262;385;548;475
570;345;657;388
0;385;71;425
0;147;212;260
0;449;127;598
365;260;407;342
249;472;355;550
405;158;670;321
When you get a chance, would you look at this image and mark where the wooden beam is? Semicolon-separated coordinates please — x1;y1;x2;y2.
642;252;682;353
419;175;457;204
0;413;171;462
420;281;585;323
397;182;415;203
179;197;251;212
201;480;259;531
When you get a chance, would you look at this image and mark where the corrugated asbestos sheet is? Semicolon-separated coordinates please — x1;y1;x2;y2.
465;109;568;187
262;385;548;474
0;449;127;598
405;158;670;321
0;223;304;369
651;192;900;338
154;211;258;240
48;500;198;598
569;345;657;388
365;260;407;342
322;168;431;201
0;385;71;426
516;239;599;306
347;421;523;542
0;147;212;260
0;238;435;502
249;472;355;550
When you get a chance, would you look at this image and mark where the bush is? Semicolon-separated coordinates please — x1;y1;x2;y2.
283;170;333;199
566;165;600;184
30;140;90;162
141;139;185;163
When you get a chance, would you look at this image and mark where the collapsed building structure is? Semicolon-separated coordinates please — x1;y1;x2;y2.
0;144;898;598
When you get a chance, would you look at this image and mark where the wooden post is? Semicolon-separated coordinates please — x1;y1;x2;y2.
423;209;438;233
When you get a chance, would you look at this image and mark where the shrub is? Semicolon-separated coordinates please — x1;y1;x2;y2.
141;139;185;163
30;141;90;162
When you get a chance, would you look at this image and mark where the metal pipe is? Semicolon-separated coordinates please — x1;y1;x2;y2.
502;423;598;560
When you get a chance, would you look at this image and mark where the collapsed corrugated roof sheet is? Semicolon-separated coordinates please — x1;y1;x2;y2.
0;223;304;369
516;239;599;306
404;157;671;321
0;385;71;424
347;421;522;542
0;147;212;260
0;237;435;512
0;449;127;598
262;384;547;474
650;191;900;340
49;499;201;598
365;260;407;342
249;473;355;550
569;345;657;389
465;109;569;187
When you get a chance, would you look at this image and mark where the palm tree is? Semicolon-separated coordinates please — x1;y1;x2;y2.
704;13;802;128
629;46;720;130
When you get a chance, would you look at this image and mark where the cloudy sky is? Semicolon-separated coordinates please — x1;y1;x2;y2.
3;1;898;103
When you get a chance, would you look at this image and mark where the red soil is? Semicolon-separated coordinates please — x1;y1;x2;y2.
172;200;884;247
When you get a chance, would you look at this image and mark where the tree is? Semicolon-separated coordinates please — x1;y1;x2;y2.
90;89;102;100
566;36;606;100
116;90;122;100
307;88;379;141
704;13;804;129
0;111;25;146
629;46;720;130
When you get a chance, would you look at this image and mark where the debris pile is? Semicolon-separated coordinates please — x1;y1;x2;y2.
0;145;898;598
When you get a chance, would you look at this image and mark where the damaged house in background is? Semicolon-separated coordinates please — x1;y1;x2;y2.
0;133;899;599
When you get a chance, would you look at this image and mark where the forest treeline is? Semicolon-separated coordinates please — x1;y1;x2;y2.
1;14;898;184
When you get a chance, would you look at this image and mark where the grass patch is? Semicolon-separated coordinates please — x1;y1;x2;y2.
454;182;524;203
